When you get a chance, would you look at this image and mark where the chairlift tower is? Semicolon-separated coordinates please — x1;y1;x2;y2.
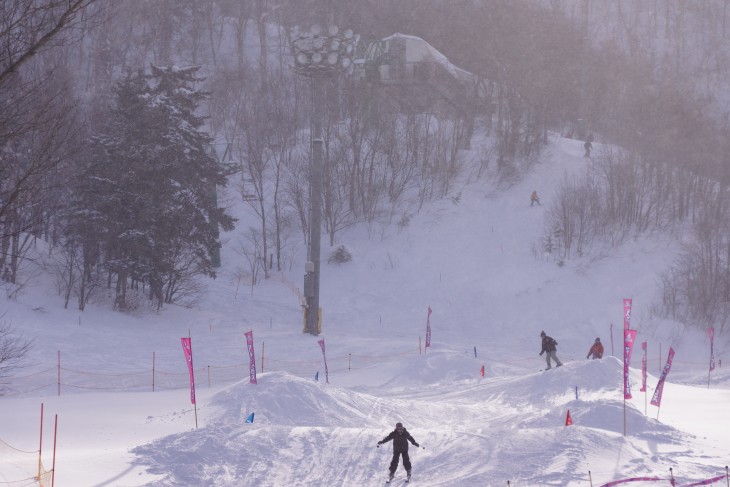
291;24;356;336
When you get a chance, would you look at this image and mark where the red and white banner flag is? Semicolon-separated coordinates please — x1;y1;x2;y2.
180;337;196;404
651;346;675;407
623;298;632;330
708;327;715;372
623;329;637;399
245;330;257;384
600;476;662;487
640;341;647;392
425;306;432;349
318;339;329;384
677;474;728;486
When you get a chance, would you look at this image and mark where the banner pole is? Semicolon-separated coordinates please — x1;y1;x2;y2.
194;333;198;428
51;414;57;487
588;470;593;487
261;341;265;373
623;398;626;436
38;402;43;482
724;465;728;487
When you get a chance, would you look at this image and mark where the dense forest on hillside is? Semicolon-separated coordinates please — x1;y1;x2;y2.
3;0;730;330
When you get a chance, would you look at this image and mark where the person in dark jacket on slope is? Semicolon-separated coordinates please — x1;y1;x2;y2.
539;330;563;369
378;422;420;481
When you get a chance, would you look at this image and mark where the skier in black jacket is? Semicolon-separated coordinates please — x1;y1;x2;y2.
378;422;419;482
539;330;563;369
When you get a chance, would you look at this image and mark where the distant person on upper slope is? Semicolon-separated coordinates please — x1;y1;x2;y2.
584;134;593;158
530;190;541;207
377;422;420;482
539;331;562;369
586;337;604;359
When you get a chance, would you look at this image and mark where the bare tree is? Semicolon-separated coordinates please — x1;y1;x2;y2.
0;0;98;85
0;320;32;387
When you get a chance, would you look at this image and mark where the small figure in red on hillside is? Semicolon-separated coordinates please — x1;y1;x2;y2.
586;337;604;359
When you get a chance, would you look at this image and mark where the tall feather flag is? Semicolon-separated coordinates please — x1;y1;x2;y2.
425;306;432;350
245;330;257;384
318;339;329;384
707;327;715;388
623;298;632;330
180;338;196;405
623;329;637;399
651;346;675;408
565;410;573;426
180;337;198;428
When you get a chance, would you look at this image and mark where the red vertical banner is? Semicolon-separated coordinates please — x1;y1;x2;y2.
623;329;637;399
651;347;675;407
425;306;432;350
245;330;257;384
623;298;632;330
180;337;196;404
318;339;329;384
708;327;715;372
640;341;647;392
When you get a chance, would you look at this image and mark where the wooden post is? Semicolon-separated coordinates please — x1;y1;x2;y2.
207;365;211;388
261;341;265;373
588;470;593;487
190;330;198;429
38;403;43;481
419;336;422;355
57;350;60;397
51;414;58;487
152;352;156;392
348;353;351;371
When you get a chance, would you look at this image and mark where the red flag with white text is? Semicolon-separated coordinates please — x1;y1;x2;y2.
318;339;329;384
623;329;637;399
245;330;257;384
651;347;675;407
623;298;632;330
708;327;715;372
180;337;196;404
425;306;432;349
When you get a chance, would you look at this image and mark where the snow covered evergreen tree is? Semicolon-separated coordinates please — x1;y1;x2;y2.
74;65;234;310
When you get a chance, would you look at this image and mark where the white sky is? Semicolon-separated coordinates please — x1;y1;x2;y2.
1;135;729;487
